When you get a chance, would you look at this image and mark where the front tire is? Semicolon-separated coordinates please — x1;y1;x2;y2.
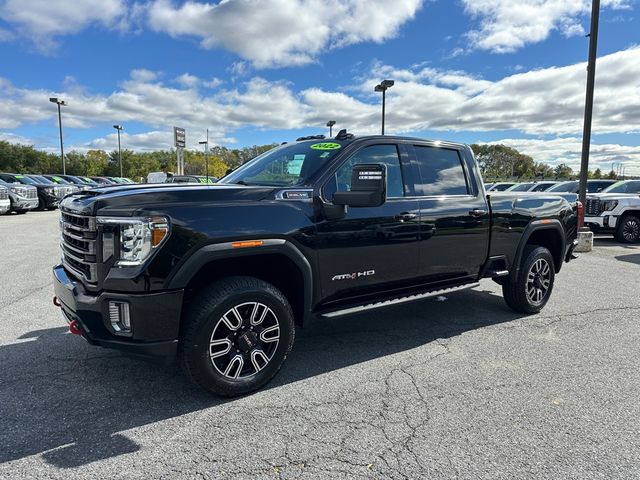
614;215;640;244
180;276;295;397
503;246;555;314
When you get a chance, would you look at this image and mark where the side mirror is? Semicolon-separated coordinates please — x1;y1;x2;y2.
332;163;387;208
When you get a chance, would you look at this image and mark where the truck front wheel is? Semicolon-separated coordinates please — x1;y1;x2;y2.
615;215;640;243
502;246;555;314
180;276;295;397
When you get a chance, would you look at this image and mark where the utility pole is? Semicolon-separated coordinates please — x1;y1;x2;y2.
374;80;394;135
199;128;210;183
578;0;600;214
326;120;336;137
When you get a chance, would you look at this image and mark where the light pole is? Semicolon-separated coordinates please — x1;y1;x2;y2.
326;120;336;137
113;125;123;177
374;79;394;135
199;128;209;182
578;0;600;218
49;97;67;174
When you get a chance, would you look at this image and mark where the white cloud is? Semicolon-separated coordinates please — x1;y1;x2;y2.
1;46;639;155
146;0;423;67
0;0;126;51
483;137;640;175
461;0;630;53
175;73;200;88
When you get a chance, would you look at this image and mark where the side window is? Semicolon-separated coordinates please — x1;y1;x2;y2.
413;146;469;196
324;144;405;199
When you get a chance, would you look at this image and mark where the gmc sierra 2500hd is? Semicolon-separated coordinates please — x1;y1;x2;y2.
53;132;580;396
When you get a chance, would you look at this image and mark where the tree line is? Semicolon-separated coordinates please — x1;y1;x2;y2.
0;140;619;181
0;141;276;181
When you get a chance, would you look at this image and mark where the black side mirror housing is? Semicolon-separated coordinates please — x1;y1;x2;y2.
332;163;387;208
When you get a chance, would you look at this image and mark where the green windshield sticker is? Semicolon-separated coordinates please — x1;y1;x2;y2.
310;142;341;151
15;175;24;178
52;176;62;182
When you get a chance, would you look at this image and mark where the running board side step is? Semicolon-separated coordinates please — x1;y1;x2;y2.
318;282;480;319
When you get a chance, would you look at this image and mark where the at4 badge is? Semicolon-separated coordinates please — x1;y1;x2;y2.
331;270;375;281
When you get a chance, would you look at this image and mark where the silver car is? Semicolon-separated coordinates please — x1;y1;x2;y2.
0;178;39;213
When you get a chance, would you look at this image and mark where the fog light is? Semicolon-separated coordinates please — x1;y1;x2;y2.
109;301;131;335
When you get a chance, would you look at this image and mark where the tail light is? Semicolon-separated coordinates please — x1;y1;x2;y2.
576;200;584;228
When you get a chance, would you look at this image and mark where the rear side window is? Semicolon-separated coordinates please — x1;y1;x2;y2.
413;146;468;196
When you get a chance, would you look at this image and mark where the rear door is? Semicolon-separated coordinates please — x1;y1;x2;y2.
410;143;490;283
315;142;421;302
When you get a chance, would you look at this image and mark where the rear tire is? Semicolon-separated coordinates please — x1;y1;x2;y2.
180;276;295;397
614;215;640;244
503;246;555;314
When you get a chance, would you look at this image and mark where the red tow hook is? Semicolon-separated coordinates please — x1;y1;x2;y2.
53;296;61;307
69;320;82;336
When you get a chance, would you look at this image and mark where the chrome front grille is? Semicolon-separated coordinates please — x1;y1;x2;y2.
0;188;7;200
26;188;37;199
585;198;603;216
60;211;98;283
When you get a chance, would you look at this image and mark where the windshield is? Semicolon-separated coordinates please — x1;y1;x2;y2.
222;141;344;186
530;183;555;192
28;175;53;184
492;183;515;191
507;183;535;191
547;181;578;192
602;180;640;194
9;175;38;185
79;176;98;185
48;175;70;184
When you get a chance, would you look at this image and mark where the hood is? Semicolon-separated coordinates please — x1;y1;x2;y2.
59;182;279;216
587;192;639;199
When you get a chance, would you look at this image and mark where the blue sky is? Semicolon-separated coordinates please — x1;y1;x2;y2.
0;0;639;174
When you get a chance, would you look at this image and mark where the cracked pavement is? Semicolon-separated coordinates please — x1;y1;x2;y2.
1;211;639;479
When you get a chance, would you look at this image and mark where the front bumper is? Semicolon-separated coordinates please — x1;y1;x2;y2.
585;215;617;229
0;199;9;214
41;193;60;209
52;264;183;359
11;197;38;211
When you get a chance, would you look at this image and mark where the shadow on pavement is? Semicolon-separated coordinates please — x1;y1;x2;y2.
615;253;640;265
0;287;523;469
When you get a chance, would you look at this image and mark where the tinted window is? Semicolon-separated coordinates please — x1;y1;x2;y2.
602;180;640;194
492;183;515;191
325;144;405;199
530;183;555;192
548;181;578;193
413;146;468;196
507;183;535;191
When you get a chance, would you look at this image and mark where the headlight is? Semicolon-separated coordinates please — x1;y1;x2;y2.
11;186;26;196
601;200;618;211
97;216;170;266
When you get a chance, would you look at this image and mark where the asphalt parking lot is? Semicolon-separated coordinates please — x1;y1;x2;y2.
1;210;639;479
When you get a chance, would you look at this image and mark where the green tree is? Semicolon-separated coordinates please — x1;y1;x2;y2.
554;163;573;179
606;169;618;179
471;144;537;179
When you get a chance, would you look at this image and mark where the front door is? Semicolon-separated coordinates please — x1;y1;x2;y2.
314;143;421;303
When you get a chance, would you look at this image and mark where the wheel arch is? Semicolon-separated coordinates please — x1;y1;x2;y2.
510;220;566;281
167;240;313;327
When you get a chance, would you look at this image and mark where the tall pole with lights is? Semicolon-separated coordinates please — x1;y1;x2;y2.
374;80;394;135
326;120;336;137
578;0;600;216
199;128;209;183
113;125;123;177
49;97;67;174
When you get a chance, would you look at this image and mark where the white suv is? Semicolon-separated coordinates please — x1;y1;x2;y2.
584;180;640;243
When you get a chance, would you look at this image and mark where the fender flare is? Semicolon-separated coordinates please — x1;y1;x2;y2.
166;239;314;324
510;219;566;281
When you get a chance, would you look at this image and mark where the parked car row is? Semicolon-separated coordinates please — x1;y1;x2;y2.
485;179;640;243
485;179;617;194
0;173;136;215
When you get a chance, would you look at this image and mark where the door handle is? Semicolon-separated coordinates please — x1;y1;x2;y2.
469;209;487;217
397;212;418;221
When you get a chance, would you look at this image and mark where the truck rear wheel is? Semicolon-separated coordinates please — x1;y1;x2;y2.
180;276;295;397
502;246;555;314
614;215;640;243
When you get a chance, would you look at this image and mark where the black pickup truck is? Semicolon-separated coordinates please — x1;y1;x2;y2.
53;132;580;396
